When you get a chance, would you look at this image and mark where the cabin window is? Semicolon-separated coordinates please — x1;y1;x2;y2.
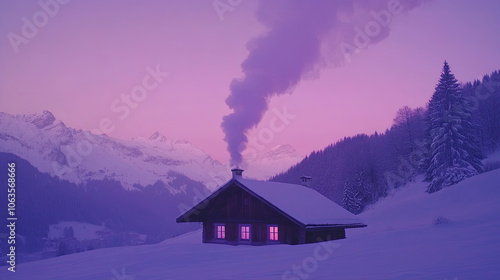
215;224;225;239
240;225;250;240
268;225;279;241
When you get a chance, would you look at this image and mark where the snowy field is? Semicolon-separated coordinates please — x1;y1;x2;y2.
48;221;108;241
2;169;500;279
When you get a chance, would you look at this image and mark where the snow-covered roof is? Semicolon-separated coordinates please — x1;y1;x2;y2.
235;178;364;227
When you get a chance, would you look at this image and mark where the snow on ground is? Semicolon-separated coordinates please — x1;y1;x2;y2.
48;221;108;241
483;149;500;170
2;169;500;279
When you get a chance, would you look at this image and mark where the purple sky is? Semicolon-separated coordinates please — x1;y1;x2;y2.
1;0;500;163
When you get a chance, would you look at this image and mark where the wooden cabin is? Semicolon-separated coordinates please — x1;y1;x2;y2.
176;169;366;245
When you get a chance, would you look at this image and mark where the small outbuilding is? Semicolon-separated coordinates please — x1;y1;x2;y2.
176;169;366;245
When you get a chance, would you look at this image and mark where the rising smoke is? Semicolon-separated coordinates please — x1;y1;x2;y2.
221;0;428;167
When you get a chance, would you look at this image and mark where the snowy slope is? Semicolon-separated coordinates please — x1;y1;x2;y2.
0;111;230;191
3;169;499;279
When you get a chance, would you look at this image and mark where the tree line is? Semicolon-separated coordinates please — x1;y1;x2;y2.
272;63;500;214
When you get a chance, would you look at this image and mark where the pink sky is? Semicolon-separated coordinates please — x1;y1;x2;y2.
1;0;500;163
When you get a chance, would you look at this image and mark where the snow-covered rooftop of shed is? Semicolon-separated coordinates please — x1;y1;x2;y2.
236;178;364;226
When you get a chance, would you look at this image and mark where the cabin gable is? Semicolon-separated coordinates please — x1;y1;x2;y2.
198;183;302;245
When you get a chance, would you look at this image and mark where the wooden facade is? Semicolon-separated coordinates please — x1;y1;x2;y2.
177;173;365;245
199;184;303;245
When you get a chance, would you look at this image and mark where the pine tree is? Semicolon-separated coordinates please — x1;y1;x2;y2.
341;180;362;214
425;61;484;193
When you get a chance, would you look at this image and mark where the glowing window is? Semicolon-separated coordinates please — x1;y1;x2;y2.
269;226;278;241
216;224;225;239
240;225;250;240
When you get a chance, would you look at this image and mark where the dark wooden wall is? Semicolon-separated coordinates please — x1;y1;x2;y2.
203;184;292;222
198;183;347;245
201;184;301;244
305;228;346;243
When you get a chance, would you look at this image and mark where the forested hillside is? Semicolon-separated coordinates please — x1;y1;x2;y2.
272;67;500;214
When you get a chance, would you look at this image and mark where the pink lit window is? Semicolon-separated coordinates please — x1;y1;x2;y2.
269;226;278;241
216;225;225;239
240;225;250;240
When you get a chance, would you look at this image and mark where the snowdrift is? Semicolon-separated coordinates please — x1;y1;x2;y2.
2;169;499;279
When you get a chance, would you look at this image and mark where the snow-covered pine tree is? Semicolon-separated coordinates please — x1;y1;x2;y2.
425;61;484;193
341;180;362;214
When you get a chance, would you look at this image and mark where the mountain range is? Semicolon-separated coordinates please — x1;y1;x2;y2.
0;110;302;191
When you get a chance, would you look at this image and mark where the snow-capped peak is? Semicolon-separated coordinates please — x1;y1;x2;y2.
262;144;300;160
242;144;303;180
149;131;168;142
0;111;304;191
0;111;229;191
23;110;56;129
173;139;190;145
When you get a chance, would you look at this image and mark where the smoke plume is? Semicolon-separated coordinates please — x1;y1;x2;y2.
222;0;428;167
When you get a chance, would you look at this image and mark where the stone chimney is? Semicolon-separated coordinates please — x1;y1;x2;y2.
300;176;312;187
231;168;244;179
